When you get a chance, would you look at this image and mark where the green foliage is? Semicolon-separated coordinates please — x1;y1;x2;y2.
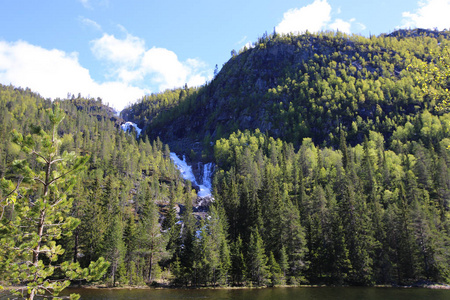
0;104;109;299
247;230;269;286
2;28;450;290
212;128;450;285
409;46;450;111
125;30;450;150
0;85;192;291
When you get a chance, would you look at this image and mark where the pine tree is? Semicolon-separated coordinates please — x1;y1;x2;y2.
178;182;196;285
246;230;269;286
164;188;179;253
395;183;419;283
267;251;282;286
260;164;284;255
230;235;247;286
339;128;349;170
283;196;307;280
226;173;240;241
209;205;231;285
340;177;374;285
410;192;450;282
138;181;167;282
0;104;109;299
218;234;232;285
279;246;288;280
123;209;138;285
104;209;125;286
329;197;351;284
79;176;107;266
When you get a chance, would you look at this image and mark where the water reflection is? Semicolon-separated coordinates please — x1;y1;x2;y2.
56;287;450;300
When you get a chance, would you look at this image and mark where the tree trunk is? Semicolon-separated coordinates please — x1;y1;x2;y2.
148;252;154;282
73;229;79;263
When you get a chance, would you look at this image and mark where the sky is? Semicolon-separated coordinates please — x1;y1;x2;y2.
1;0;450;111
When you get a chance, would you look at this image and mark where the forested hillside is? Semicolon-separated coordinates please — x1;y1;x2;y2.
0;85;197;295
212;129;449;285
1;29;450;295
123;29;450;152
122;29;450;286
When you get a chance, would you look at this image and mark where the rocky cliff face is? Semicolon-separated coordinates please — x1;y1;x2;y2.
144;38;317;155
128;30;449;157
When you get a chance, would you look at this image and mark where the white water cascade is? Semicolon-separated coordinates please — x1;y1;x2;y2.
121;121;142;138
201;162;214;197
170;152;214;199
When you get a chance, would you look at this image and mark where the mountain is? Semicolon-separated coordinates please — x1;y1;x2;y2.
383;28;450;39
122;29;449;156
0;85;197;287
1;29;450;290
116;30;450;286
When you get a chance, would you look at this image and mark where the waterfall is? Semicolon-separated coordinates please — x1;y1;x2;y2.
169;153;197;185
170;152;214;199
202;163;214;191
121;121;142;138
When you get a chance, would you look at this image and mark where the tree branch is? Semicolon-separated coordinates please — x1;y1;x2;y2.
31;150;49;164
47;167;79;186
33;176;46;187
0;177;23;220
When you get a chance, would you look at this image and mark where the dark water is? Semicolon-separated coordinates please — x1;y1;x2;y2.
57;286;450;300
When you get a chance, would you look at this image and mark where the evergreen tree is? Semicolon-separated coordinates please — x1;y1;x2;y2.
138;181;168;282
340;176;374;285
282;196;307;279
78;176;107;266
123;208;139;285
279;246;289;280
164;188;179;253
178;182;196;285
230;235;247;286
104;207;125;286
395;184;419;283
0;104;108;299
267;251;283;286
246;230;269;286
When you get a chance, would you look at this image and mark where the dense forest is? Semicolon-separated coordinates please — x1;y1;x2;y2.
0;86;196;298
123;29;450;152
1;29;450;299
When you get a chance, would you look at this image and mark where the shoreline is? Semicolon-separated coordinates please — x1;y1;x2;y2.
3;282;449;294
64;283;450;290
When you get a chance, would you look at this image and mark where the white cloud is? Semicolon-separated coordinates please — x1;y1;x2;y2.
79;0;109;9
91;33;145;66
187;74;208;88
236;36;248;45
0;40;146;110
141;47;188;89
329;19;352;34
186;58;207;70
235;36;253;52
243;41;254;50
0;30;212;111
140;48;210;90
79;17;102;31
401;0;450;30
356;22;367;31
276;0;332;34
79;0;91;9
91;31;211;91
275;0;358;35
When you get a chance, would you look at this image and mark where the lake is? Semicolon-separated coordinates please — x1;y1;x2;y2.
57;286;450;300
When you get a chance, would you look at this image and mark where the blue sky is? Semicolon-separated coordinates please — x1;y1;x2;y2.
1;0;450;111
